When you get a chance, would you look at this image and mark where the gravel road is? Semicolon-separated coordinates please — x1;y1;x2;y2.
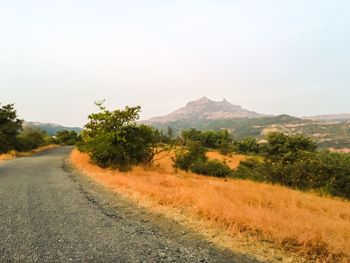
0;147;261;263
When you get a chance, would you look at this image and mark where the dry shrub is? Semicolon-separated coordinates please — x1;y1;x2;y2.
0;144;58;160
70;149;350;262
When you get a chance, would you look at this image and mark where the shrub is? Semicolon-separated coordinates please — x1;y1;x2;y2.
233;137;260;154
190;159;233;177
56;130;80;145
173;141;207;171
233;133;350;199
17;127;46;151
173;141;233;177
181;128;233;150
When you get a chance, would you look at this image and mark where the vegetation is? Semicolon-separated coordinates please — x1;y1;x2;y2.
233;137;260;154
0;104;23;153
173;141;233;177
180;128;234;155
55;130;80;145
150;114;350;149
71;149;350;262
17;127;46;151
79;102;158;170
0;103;59;154
24;122;82;136
234;132;350;199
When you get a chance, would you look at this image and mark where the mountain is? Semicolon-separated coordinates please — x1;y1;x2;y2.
144;97;350;149
145;97;268;124
303;113;350;122
24;122;83;136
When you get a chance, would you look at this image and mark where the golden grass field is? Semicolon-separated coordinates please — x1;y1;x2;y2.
70;149;350;262
0;144;58;161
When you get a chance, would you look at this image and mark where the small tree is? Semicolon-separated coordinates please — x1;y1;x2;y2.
80;102;157;170
0;103;23;153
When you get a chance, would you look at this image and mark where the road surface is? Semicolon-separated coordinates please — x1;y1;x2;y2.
0;147;260;262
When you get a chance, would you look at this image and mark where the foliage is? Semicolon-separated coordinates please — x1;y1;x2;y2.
190;159;233;177
264;132;317;162
233;132;350;199
150;114;350;149
17;127;46;151
173;141;233;177
181;128;233;150
56;130;80;145
24;122;82;136
79;102;157;170
173;141;207;171
233;137;260;154
0;104;23;153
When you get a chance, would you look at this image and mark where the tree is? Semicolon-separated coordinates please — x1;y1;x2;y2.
264;132;316;162
0;104;23;153
181;128;233;150
80;102;157;170
233;137;260;154
56;130;80;145
17;127;46;151
167;126;174;140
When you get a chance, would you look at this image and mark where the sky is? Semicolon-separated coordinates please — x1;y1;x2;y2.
1;0;349;127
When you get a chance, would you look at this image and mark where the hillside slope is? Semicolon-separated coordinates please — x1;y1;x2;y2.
24;122;83;135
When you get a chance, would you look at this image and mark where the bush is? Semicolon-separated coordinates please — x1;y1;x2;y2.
17;127;46;151
56;130;80;145
190;159;233;177
233;137;260;154
181;128;233;150
233;133;350;199
79;102;157;171
173;141;207;171
173;141;233;177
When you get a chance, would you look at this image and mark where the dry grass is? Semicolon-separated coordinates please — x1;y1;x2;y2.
70;149;350;262
0;144;58;161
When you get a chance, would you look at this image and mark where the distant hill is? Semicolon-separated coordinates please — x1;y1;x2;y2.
145;97;268;124
303;113;350;122
24;122;83;136
144;97;350;149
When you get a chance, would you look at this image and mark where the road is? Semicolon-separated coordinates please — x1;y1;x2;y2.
0;147;260;262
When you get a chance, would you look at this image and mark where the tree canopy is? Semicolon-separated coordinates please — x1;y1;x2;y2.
0;104;23;153
80;102;157;170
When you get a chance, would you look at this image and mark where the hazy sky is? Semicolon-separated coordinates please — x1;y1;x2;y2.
1;0;349;127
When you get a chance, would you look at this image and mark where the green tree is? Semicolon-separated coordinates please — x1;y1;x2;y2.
56;130;80;145
80;102;157;170
17;127;46;151
233;137;260;154
0;104;23;153
173;141;207;171
264;132;316;162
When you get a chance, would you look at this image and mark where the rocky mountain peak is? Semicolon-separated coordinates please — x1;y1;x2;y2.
145;97;266;124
